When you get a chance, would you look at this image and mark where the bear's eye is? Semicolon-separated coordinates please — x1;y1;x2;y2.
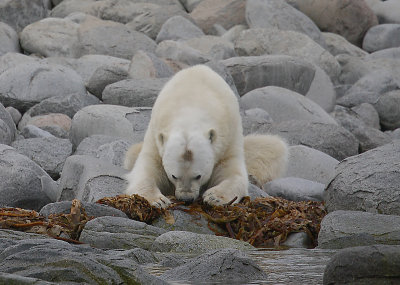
172;175;178;180
194;175;201;180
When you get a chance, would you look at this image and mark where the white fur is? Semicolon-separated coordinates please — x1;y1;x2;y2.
125;65;248;208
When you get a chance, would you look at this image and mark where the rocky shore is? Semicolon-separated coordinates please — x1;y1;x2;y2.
1;0;400;284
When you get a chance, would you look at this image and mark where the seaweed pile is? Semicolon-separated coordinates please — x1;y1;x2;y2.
1;195;326;248
97;195;326;248
0;199;92;243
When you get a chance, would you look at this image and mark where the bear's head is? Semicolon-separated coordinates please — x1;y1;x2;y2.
159;130;216;202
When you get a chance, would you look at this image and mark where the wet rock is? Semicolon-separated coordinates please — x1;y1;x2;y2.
70;105;151;147
0;145;57;210
151;231;254;253
323;245;400;285
156;15;204;43
102;78;168;107
325;141;400;215
190;0;246;35
0;238;165;284
318;210;400;249
39;201;127;218
161;249;268;283
80;216;166;250
221;55;316;96
246;0;325;47
239;86;337;125
363;24;400;52
11;137;72;179
58;155;127;202
284;145;339;185
264;177;325;202
0;62;86;112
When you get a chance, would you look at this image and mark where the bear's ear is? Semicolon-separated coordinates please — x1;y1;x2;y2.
208;129;216;143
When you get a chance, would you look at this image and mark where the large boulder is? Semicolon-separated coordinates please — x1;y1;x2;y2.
0;144;57;210
0;62;86;112
325;141;400;215
239;86;338;125
288;0;378;46
323;245;400;285
318;210;400;249
245;0;325;47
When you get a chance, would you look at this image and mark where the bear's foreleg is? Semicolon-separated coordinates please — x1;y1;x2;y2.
202;157;248;206
125;152;171;208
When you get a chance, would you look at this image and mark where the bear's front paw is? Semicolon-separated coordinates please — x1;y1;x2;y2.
145;193;172;208
203;187;236;206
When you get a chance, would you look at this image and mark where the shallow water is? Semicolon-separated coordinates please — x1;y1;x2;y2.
147;248;336;285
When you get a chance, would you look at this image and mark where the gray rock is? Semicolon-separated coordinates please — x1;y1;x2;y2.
325;141;400;215
0;102;16;145
337;54;400;85
0;0;48;33
0;22;20;56
282;232;313;249
239;86;338;125
190;0;246;35
0;62;86;112
22;93;100;120
322;32;368;57
0;52;37;75
151;231;254;253
221;55;316;96
367;0;400;24
332;105;391;153
363;24;400;53
161;249;267;283
102;78;168;107
58;155;127;202
245;0;326;47
70;105;151;147
20;17;80;58
368;47;400;60
264;177;325;202
18;113;72;140
318;211;400;249
72;54;130;84
80;216;166;250
20;125;55;139
221;24;247;43
75;136;132;168
284;145;339;185
152;208;215;235
86;65;128;99
351;102;380;130
337;70;400;108
128;50;174;79
184;35;236;61
78;15;157;60
5;106;21;125
180;0;202;12
126;4;188;39
0;238;166;284
205;60;240;98
260;120;358;161
374;90;400;130
235;28;338;80
323;245;400;285
156;15;204;43
39;201;127;218
0;272;56;285
241;108;273;135
155;40;210;66
11;137;72;179
0;145;57;210
248;183;270;200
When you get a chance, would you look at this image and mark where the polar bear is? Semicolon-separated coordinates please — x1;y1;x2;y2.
124;65;288;207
